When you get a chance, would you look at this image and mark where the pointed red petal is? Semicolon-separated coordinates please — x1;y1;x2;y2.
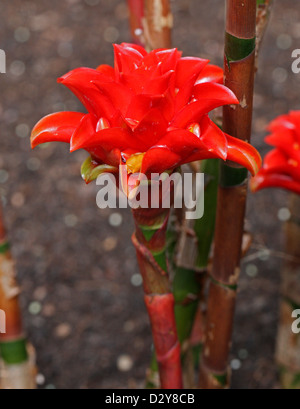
195;64;223;85
125;94;165;129
143;70;174;95
75;128;139;153
142;50;160;70
70;113;97;152
265;131;300;163
156;129;205;155
120;43;148;56
113;43;144;75
141;147;181;174
159;89;175;124
59;67;111;84
155;49;182;74
93;80;134;117
174;118;228;165
174;58;210;112
133;108;169;149
250;171;300;195
289;111;300;139
119;72;146;93
193;82;238;104
199;116;227;160
265;130;295;149
96;64;115;79
226;134;262;176
263;149;288;173
58;68;117;119
171;83;238;129
175;57;209;89
268;114;296;133
87;148;121;167
259;150;300;182
31;112;84;148
181;150;220;164
141;129;209;174
174;79;196;112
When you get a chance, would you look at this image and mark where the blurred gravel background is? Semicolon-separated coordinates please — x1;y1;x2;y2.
0;0;299;389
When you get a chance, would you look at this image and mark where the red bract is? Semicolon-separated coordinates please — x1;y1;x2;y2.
31;43;261;182
251;111;300;195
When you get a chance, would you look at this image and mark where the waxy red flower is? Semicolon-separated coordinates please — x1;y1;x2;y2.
31;43;261;182
251;111;300;195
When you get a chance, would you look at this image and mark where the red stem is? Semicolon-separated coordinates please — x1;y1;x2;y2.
144;294;182;389
132;195;183;389
127;0;145;45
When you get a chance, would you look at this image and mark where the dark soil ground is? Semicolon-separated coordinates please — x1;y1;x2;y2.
0;0;299;389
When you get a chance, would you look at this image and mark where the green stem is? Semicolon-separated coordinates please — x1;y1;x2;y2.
195;159;219;270
155;160;219;387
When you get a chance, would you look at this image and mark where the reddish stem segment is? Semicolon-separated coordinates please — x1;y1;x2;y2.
226;1;256;38
144;294;181;389
132;201;183;389
143;0;172;50
127;0;173;50
127;0;145;45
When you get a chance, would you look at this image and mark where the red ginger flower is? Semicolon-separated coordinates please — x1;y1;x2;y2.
31;43;261;181
251;111;300;195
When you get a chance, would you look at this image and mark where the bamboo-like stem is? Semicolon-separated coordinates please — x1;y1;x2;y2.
199;0;257;389
131;179;183;389
193;1;271;387
127;0;145;45
276;194;300;389
0;203;36;389
142;0;173;51
127;0;172;50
